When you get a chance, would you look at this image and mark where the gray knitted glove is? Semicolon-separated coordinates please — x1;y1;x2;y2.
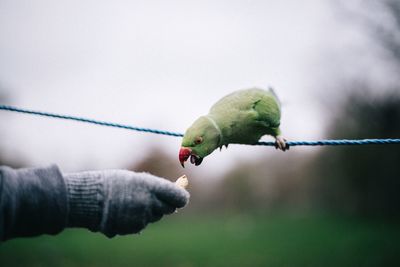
64;170;189;238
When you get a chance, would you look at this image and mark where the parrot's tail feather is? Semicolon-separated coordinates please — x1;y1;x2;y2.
268;86;281;107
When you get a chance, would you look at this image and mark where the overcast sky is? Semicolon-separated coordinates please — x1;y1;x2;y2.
0;0;396;176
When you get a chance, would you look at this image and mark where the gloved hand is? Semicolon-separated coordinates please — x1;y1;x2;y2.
64;170;189;238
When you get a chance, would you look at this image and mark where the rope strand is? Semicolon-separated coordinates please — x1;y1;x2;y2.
0;105;183;137
1;105;400;146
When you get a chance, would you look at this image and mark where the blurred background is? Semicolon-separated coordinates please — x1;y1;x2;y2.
1;0;400;266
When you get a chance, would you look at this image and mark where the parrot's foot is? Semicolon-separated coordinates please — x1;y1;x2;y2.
275;136;289;151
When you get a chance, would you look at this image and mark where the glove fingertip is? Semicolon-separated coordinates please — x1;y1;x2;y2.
174;187;190;208
156;183;190;208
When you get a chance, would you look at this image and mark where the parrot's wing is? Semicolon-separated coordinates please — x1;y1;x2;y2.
251;89;282;133
209;88;282;136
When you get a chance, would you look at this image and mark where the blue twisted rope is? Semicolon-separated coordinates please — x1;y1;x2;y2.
256;139;400;146
1;105;400;146
0;105;183;137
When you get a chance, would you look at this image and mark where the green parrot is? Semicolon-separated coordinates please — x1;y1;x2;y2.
179;87;289;167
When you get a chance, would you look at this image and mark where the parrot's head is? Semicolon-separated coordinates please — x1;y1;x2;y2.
179;116;221;167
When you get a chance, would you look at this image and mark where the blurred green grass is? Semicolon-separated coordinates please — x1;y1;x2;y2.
1;214;399;267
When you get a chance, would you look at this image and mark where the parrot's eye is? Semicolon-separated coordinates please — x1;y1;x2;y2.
194;136;203;145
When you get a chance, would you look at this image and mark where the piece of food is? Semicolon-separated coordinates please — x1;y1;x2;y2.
179;87;289;167
175;175;188;189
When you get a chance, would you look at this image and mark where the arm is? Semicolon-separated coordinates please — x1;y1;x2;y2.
0;165;189;241
0;165;68;241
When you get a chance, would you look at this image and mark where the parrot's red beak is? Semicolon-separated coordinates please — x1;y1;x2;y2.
179;147;204;167
179;147;192;168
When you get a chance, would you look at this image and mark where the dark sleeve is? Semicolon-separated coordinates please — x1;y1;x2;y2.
0;165;68;241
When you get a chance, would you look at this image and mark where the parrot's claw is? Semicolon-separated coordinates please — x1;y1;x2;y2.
275;136;289;151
